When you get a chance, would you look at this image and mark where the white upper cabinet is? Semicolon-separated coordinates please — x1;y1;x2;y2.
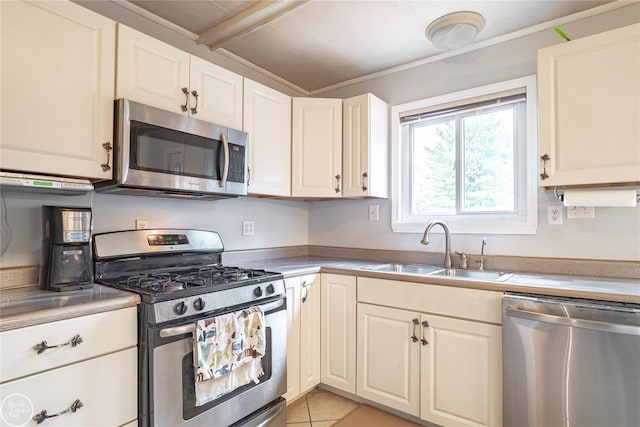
0;0;115;180
117;25;243;129
342;93;389;198
292;98;343;197
538;23;640;187
243;79;292;197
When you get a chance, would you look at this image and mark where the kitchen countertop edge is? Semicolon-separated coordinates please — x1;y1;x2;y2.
0;284;140;332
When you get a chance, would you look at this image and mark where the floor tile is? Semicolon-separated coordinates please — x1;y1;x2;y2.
312;421;336;427
286;423;311;427
287;397;311;423
307;392;359;421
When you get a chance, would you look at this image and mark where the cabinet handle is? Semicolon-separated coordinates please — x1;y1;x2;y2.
190;90;199;114
421;320;429;345
100;142;112;172
334;174;341;193
247;167;251;187
33;399;83;424
540;154;550;180
181;87;189;112
361;172;368;192
219;133;229;188
301;281;308;303
411;318;419;343
33;334;83;354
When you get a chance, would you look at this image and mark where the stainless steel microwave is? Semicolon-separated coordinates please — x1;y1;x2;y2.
95;99;248;200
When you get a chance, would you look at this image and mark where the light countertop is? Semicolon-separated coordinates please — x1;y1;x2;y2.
240;256;640;304
0;284;140;332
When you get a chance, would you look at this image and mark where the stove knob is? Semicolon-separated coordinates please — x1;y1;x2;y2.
174;301;188;315
193;298;206;311
266;284;275;294
253;286;263;297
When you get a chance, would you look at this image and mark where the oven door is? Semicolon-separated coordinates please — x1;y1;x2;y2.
143;296;286;427
114;99;247;196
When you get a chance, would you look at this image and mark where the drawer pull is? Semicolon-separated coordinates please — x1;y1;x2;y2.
33;334;83;354
33;398;83;424
411;318;419;342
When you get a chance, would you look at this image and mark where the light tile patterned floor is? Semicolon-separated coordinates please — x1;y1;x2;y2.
286;388;359;427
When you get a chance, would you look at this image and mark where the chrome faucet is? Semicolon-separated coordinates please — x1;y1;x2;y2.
421;221;452;270
476;237;487;271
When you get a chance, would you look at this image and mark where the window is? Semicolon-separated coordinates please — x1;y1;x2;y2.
391;76;538;234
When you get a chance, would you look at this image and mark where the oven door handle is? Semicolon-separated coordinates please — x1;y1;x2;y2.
159;324;195;338
159;298;286;338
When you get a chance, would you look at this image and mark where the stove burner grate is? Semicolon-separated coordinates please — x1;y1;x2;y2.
119;272;208;294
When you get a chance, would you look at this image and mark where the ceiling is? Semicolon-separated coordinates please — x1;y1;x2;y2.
121;0;615;93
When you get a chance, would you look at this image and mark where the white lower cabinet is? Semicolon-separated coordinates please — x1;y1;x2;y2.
284;274;321;402
357;278;503;427
320;274;356;393
0;307;138;427
0;347;137;427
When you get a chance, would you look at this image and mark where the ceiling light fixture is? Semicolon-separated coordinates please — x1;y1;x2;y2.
426;11;485;51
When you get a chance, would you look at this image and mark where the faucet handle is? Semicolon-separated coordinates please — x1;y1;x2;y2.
455;251;467;270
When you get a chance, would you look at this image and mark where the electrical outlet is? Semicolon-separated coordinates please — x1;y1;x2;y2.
547;205;563;225
368;205;379;221
135;219;148;230
242;220;255;236
567;206;595;219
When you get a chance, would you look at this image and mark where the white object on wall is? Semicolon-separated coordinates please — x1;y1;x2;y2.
562;189;637;207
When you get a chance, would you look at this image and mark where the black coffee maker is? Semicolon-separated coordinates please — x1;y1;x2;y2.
40;206;94;291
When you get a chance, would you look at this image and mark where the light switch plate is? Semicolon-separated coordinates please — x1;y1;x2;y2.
368;205;379;221
567;206;595;219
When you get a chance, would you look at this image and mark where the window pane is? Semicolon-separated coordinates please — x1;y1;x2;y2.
462;108;515;212
412;120;455;215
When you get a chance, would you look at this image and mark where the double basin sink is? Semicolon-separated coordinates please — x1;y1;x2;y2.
362;263;512;282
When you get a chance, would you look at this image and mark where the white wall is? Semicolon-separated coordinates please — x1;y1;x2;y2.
308;4;640;262
0;192;308;268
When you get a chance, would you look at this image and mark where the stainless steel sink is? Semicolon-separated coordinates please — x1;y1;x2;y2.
433;269;512;281
362;263;444;275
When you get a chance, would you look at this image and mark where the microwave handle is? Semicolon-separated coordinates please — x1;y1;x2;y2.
220;133;229;188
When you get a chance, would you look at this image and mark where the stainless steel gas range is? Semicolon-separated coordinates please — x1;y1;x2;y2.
93;229;287;427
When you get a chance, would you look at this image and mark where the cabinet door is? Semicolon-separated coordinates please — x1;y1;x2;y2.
283;277;301;401
0;347;137;427
320;274;356;393
116;24;190;115
243;79;292;196
538;23;640;186
357;303;420;416
420;315;502;427
190;55;243;129
0;0;115;179
292;98;342;197
342;93;389;198
299;274;321;393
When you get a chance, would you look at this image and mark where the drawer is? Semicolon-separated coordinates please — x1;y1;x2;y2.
0;307;137;383
0;347;137;427
357;277;502;324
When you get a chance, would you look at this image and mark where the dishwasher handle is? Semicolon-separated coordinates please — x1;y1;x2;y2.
505;308;640;336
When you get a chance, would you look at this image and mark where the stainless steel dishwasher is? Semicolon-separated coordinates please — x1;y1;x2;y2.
502;293;640;427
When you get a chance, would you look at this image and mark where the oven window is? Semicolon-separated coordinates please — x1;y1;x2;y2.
181;328;273;420
130;120;221;180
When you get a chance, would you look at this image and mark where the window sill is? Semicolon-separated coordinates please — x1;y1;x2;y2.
392;221;538;235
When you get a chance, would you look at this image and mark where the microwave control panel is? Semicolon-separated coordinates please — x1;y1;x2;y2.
227;144;246;183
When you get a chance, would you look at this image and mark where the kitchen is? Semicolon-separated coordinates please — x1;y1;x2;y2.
1;1;639;427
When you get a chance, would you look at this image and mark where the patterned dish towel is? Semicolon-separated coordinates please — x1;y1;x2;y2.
193;306;265;406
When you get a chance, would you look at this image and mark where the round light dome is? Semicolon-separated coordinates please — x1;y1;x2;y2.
426;11;485;50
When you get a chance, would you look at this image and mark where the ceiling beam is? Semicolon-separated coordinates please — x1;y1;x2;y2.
198;0;310;49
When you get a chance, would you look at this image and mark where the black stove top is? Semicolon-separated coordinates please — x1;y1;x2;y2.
93;229;284;304
100;265;282;302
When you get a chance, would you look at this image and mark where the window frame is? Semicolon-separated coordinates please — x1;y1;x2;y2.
391;75;538;235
